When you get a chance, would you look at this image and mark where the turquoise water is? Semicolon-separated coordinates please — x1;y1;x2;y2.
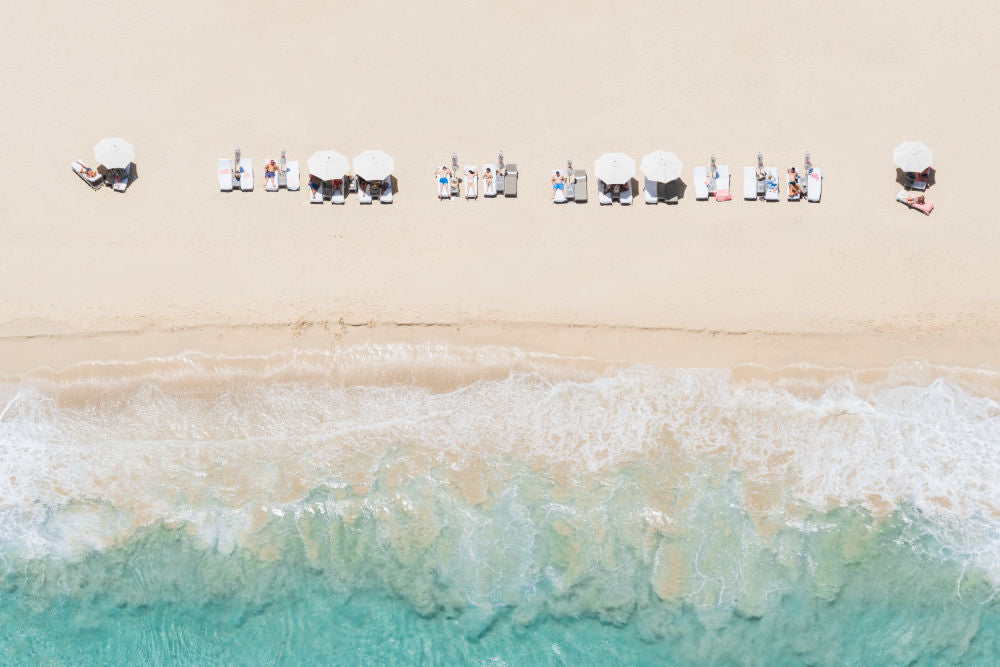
2;347;999;664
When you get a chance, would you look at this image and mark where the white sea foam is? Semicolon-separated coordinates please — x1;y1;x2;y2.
0;346;999;588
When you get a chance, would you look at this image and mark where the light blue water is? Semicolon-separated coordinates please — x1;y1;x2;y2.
2;347;999;664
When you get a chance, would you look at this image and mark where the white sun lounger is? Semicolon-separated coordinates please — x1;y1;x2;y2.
465;166;478;199
380;178;393;204
553;170;568;203
764;168;780;201
481;164;498;197
218;159;233;191
358;179;373;204
284;161;300;191
743;167;758;200
715;166;730;194
643;178;658;204
598;180;612;205
239;158;253;191
896;188;934;215
309;181;324;204
265;161;280;192
72;160;104;189
693;166;709;200
111;166;130;193
331;179;345;204
619;183;633;205
786;169;801;201
807;167;822;202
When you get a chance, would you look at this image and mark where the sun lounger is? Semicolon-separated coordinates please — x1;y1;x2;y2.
481;164;498;197
619;183;633;205
553;170;569;203
309;183;324;203
693;166;709;200
380;178;393;204
218;159;234;191
72;160;104;190
764;168;779;201
285;161;300;191
465;166;478;199
715;166;730;194
807;167;822;202
265;162;279;192
743;167;757;200
111;165;130;193
358;179;373;204
896;189;933;215
643;178;658;204
786;169;801;201
598;180;612;205
331;179;345;204
571;169;588;203
239;158;253;191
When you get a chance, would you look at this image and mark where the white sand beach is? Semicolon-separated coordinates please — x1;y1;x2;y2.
2;0;999;372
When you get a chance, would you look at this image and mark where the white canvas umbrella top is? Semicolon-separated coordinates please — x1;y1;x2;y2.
353;150;394;181
893;141;933;172
93;137;134;169
594;152;635;185
307;150;350;181
640;151;683;183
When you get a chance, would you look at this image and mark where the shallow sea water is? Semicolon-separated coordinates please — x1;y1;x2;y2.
1;345;999;664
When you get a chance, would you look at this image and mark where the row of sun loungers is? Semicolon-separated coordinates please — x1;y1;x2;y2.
310;177;393;205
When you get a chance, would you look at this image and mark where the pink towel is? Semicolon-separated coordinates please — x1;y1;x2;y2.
715;189;732;201
914;201;934;215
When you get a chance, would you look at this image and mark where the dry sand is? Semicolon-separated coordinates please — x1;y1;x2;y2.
2;1;999;373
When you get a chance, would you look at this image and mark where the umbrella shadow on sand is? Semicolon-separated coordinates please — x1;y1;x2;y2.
660;178;687;204
96;162;139;191
895;167;935;190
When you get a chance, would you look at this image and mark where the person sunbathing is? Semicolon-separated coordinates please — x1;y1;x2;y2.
434;166;451;198
465;169;477;197
309;178;322;198
552;170;566;199
77;163;98;178
264;160;281;187
787;167;804;197
482;167;494;192
905;193;926;206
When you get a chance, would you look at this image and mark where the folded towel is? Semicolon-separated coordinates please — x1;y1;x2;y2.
715;189;732;201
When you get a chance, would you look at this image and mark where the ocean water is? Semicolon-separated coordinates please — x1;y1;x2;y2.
2;345;1000;665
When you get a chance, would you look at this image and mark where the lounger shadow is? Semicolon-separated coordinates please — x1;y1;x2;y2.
389;175;399;195
660;179;686;204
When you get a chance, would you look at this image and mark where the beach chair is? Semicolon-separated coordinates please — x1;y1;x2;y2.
218;159;233;191
72;160;104;190
357;178;373;204
786;169;801;201
571;169;588;203
331;179;345;204
715;166;730;195
896;189;933;215
743;167;757;200
553;170;568;203
643;178;658;204
764;168;780;201
239;158;253;191
285;161;300;191
380;178;393;204
693;166;709;200
265;161;279;192
598;180;612;205
111;165;130;193
619;182;633;205
464;166;478;199
309;180;325;204
481;164;498;197
807;167;822;202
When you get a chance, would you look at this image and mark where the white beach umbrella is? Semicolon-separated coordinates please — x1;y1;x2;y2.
93;137;134;169
594;152;635;185
893;141;933;172
640;150;683;183
353;150;394;181
307;150;350;181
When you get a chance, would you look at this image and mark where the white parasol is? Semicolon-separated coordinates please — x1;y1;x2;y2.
353;150;395;181
594;152;635;185
307;150;350;181
93;137;134;169
640;151;683;183
893;141;933;173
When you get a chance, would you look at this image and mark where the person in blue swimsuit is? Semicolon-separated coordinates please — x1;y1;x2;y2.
434;165;452;198
552;170;566;199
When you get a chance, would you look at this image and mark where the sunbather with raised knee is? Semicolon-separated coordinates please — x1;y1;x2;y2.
787;167;804;198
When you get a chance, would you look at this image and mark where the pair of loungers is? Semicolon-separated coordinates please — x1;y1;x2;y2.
693;166;732;201
742;165;822;202
896;189;934;215
311;177;392;204
264;161;300;192
440;165;500;199
598;181;632;205
218;158;254;192
72;160;130;192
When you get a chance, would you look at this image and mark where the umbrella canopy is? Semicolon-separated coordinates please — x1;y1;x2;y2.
594;152;635;185
353;150;394;181
307;150;350;181
893;141;933;172
93;137;134;169
640;150;683;183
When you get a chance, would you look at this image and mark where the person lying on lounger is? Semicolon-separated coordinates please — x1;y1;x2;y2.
434;166;451;198
552;171;566;199
482;167;494;191
465;168;477;197
787;167;804;198
905;193;926;206
264;160;281;187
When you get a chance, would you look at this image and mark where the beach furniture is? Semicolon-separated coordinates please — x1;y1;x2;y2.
598;180;613;205
896;189;934;215
743;167;757;200
94;137;134;191
693;167;709;200
481;164;498;197
553;170;568;203
496;152;507;194
357;178;373;204
644;178;658;204
594;153;636;206
619;182;633;205
72;160;104;189
504;163;518;197
715;165;730;194
764;167;779;201
309;179;325;203
380;177;393;204
464;166;478;199
436;167;451;199
894;141;933;182
450;154;461;198
786;169;802;201
807;168;822;202
331;179;345;204
218;158;234;191
639;151;683;205
239;158;253;191
265;161;280;192
111;165;130;192
285;161;300;191
568;162;587;203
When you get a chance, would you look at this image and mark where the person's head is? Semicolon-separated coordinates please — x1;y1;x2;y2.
790;167;796;174
270;160;276;165
555;171;560;176
916;194;925;203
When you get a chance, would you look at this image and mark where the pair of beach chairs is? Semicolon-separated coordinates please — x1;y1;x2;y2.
72;160;130;192
311;177;393;204
552;164;587;204
218;157;254;192
742;161;822;202
693;164;732;201
444;165;502;199
598;180;633;205
264;159;300;192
